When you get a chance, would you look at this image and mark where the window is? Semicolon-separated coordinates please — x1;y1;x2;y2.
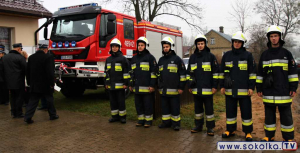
0;27;11;53
123;19;134;40
211;38;215;45
99;14;116;48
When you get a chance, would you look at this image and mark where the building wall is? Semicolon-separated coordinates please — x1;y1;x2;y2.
0;14;39;54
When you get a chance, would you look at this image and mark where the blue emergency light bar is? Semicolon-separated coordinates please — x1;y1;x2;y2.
59;3;98;11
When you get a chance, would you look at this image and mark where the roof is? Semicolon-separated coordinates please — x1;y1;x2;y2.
0;0;52;18
207;29;232;42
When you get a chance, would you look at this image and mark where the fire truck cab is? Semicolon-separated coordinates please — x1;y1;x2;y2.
40;3;183;98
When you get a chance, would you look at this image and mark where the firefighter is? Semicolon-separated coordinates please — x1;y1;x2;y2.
187;34;219;136
257;25;298;142
157;37;186;131
105;38;130;124
219;31;256;141
129;37;157;128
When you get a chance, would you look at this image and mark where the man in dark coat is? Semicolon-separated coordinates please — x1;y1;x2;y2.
2;43;26;118
24;44;59;124
0;44;9;105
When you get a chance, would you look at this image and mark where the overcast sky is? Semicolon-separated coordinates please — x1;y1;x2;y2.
38;0;299;45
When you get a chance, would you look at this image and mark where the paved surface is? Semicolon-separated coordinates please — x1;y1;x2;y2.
0;105;298;153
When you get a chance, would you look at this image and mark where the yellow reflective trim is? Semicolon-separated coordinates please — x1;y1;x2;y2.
151;74;157;78
180;78;187;81
226;64;233;68
139;89;150;92
171;117;181;122
115;66;122;71
115;86;123;89
238;64;248;70
225;92;232;96
138;117;145;120
131;66;136;69
264;126;276;131
159;67;163;71
195;116;203;120
192;91;197;94
219;76;225;79
123;76;130;79
206;117;215;121
238;92;248;96
166;91;179;95
145;117;153;121
281;127;294;132
213;76;218;79
289;78;299;82
106;78;110;81
256;79;263;83
107;86;111;89
107;66;111;69
202;91;213;95
191;66;197;71
162;117;171;120
263;99;292;104
186;76;191;80
242;121;253;126
263;63;288;68
226;120;237;124
249;76;257;80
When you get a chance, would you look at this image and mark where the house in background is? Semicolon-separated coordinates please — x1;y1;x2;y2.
0;0;52;54
188;26;232;63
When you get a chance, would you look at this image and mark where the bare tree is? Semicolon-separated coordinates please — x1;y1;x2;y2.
228;0;253;33
100;0;204;32
182;35;195;46
255;0;300;40
248;24;268;62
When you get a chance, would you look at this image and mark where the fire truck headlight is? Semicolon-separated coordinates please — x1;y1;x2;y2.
58;42;63;48
52;42;56;48
65;41;69;47
71;41;76;47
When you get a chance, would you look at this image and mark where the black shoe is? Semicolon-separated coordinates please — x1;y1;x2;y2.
108;118;119;123
24;118;34;124
173;126;180;131
261;137;275;142
222;131;235;138
245;133;253;141
191;126;203;133
37;107;48;110
207;128;214;136
50;115;59;120
120;118;126;124
158;123;172;128
136;120;144;127
144;121;152;128
14;114;24;118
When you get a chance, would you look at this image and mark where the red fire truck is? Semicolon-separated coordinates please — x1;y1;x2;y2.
37;3;183;98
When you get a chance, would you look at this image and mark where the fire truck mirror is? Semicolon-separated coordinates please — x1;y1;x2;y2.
107;14;116;21
107;22;116;35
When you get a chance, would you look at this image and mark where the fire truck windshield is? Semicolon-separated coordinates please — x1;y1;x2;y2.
51;14;97;40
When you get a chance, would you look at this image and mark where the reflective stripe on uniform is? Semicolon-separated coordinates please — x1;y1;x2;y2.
238;89;248;96
202;88;212;95
159;65;163;71
219;73;225;79
263;59;288;70
139;86;150;92
263;96;292;104
225;89;232;96
192;88;197;95
171;115;181;122
140;62;150;71
107;63;111;69
186;74;191;80
115;63;122;71
123;73;130;79
159;89;163;94
115;83;124;89
288;74;299;82
167;64;177;69
202;62;211;71
249;73;256;80
281;124;294;132
264;124;276;131
225;62;233;68
206;114;215;121
242;119;253;126
145;115;153;121
180;75;186;81
138;114;145;120
238;61;248;70
111;110;119;116
213;73;219;79
191;63;197;70
119;110;127;116
151;72;157;78
131;63;136;70
166;89;179;95
162;114;171;120
195;113;204;120
226;117;237;124
256;76;263;83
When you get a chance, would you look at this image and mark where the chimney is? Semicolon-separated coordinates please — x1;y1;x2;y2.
219;26;224;33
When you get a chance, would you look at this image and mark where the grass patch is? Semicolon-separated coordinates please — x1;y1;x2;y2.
54;89;226;129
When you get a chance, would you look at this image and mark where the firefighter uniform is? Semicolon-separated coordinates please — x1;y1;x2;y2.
219;31;256;140
187;34;219;135
130;37;157;127
158;37;186;131
105;38;130;123
256;25;298;141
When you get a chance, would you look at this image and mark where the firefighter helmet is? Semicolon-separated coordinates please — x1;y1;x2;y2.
161;36;175;48
194;34;207;45
137;37;149;47
267;25;283;40
232;31;247;43
110;38;121;48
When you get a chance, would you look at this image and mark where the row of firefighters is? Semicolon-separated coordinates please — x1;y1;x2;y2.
104;25;298;142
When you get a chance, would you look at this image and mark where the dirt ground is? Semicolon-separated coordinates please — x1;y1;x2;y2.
215;90;300;143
